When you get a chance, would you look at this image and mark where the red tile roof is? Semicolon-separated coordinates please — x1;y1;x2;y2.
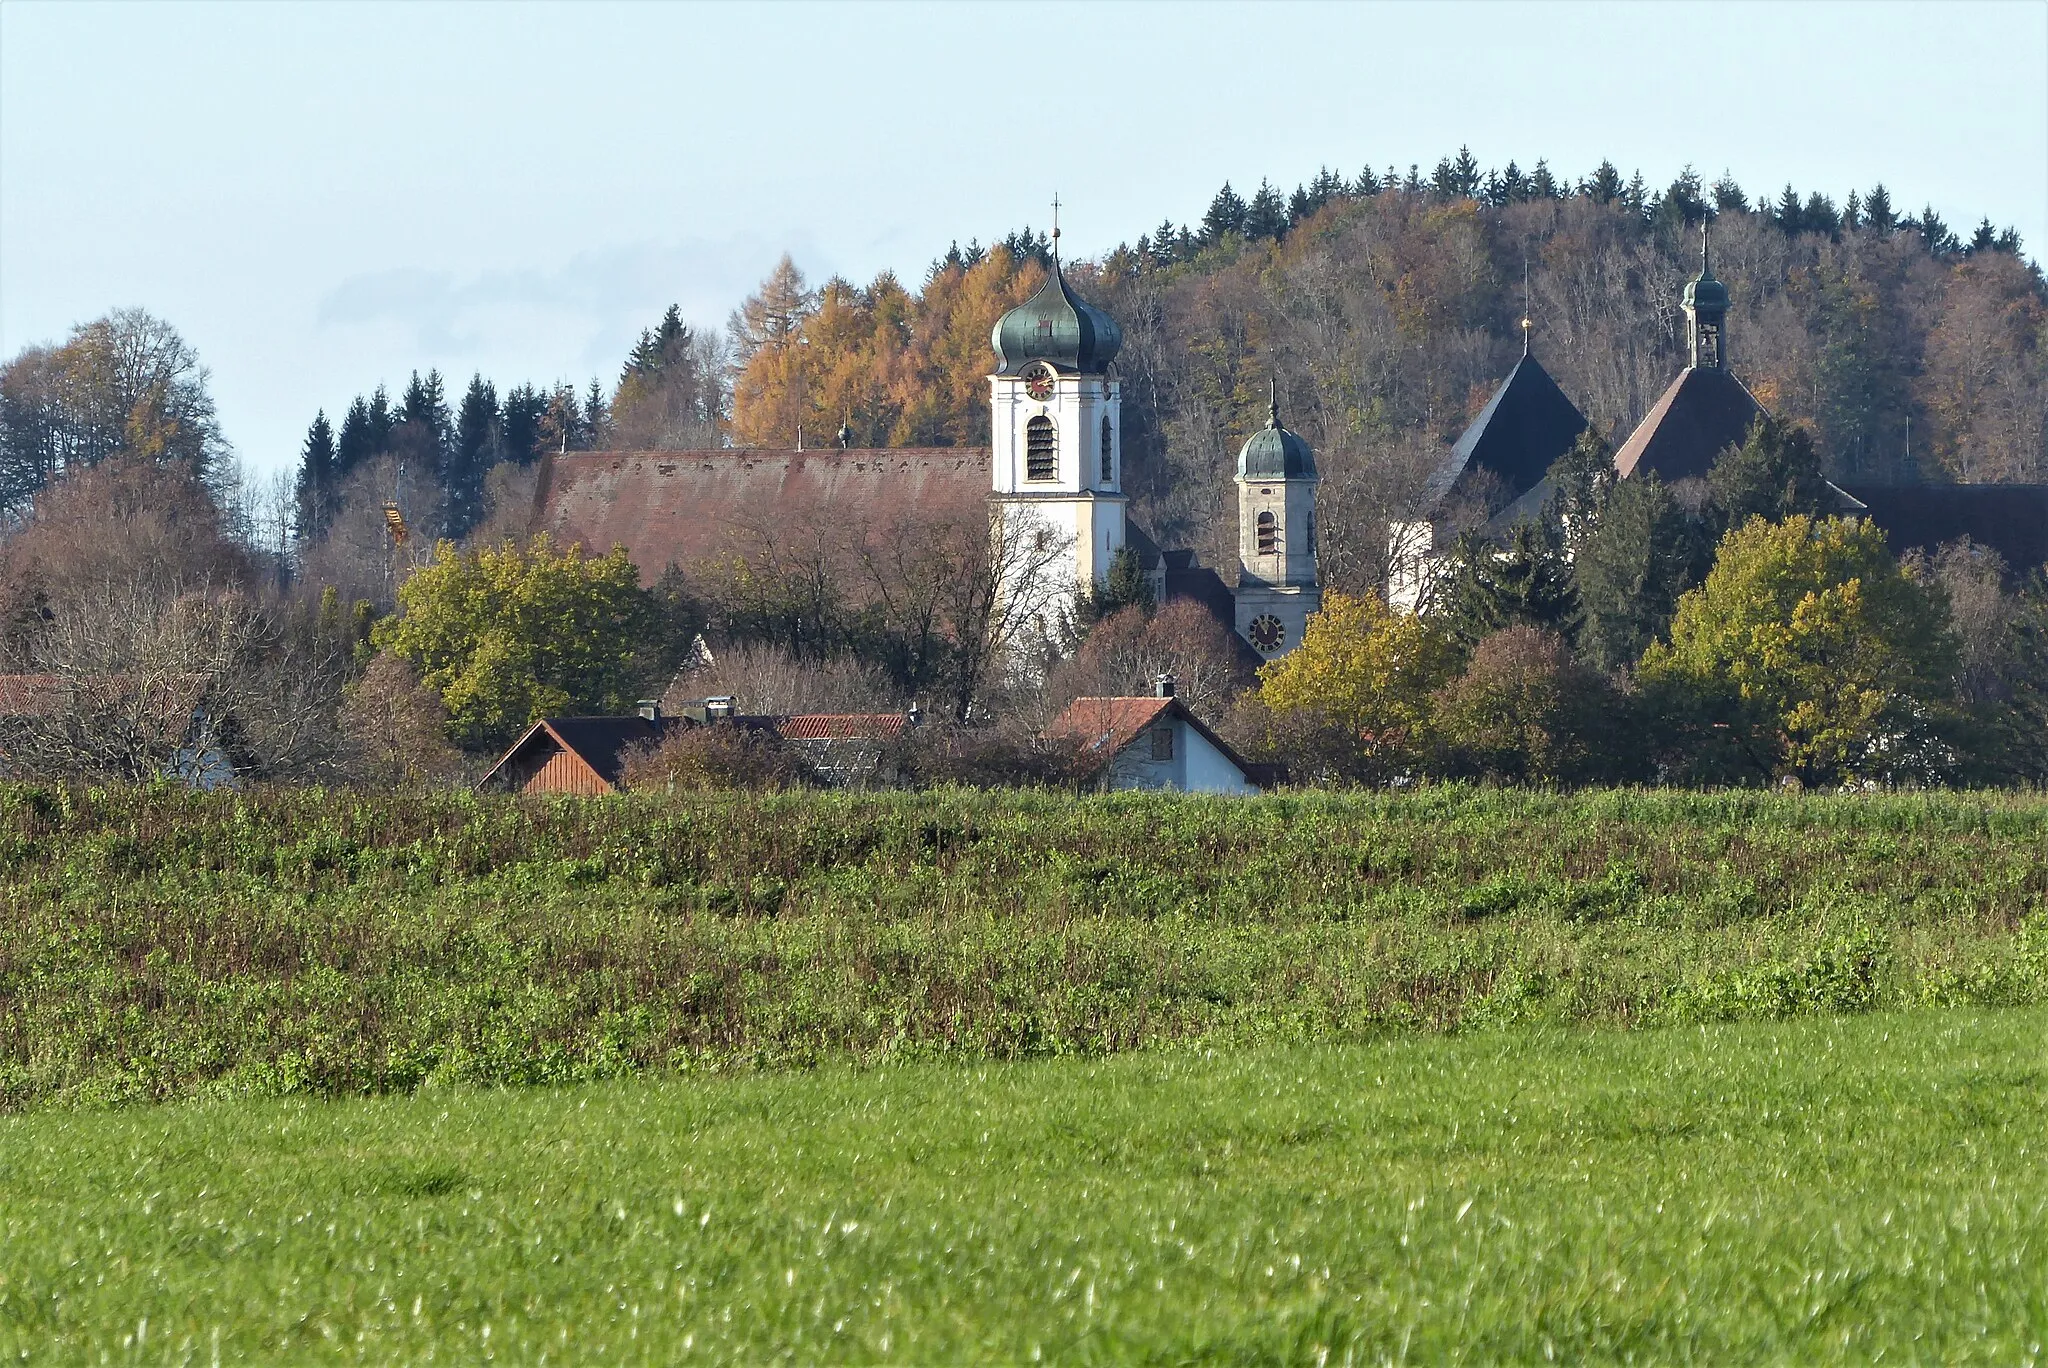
777;713;909;741
535;447;993;583
1044;696;1177;756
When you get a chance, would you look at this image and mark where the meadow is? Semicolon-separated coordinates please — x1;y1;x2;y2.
2;784;2046;1108
2;1006;2043;1362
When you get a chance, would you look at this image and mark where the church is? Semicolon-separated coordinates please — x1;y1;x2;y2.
1388;226;2048;604
537;248;1324;663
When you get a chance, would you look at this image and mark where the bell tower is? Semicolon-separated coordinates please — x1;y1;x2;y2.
1684;221;1731;371
1233;384;1321;660
987;207;1126;597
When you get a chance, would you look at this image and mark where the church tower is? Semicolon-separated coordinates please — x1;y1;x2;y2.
1683;221;1730;371
1233;386;1321;659
987;237;1127;604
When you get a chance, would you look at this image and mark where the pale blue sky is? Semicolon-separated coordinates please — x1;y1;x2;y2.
3;0;2043;480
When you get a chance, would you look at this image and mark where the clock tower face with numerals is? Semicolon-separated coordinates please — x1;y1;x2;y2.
1247;614;1285;653
1023;362;1056;401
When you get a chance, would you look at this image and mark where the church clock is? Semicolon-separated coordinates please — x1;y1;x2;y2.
1023;362;1056;401
1247;614;1285;653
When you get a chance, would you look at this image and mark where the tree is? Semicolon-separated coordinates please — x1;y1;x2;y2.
1576;472;1707;670
1200;182;1249;244
1244;179;1289;241
1544;426;1616;550
583;377;612;449
613;306;726;449
727;254;817;366
1710;172;1748;215
1639;515;1961;786
1047;598;1250;723
1862;183;1896;234
0;308;231;510
1581;161;1624;205
1429;627;1635;786
1077;543;1154;625
293;411;337;542
1707;414;1835;529
444;375;499;539
371;533;661;751
1254;589;1459;782
338;648;464;788
500;383;546;465
1432;521;1584;649
334;395;378;480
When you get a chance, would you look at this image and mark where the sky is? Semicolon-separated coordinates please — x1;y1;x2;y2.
3;0;2044;483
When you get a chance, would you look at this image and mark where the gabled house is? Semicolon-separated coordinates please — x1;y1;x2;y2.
1046;678;1263;795
478;711;675;795
776;711;915;787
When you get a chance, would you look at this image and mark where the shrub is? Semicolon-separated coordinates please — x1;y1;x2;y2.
1428;627;1636;786
619;723;805;791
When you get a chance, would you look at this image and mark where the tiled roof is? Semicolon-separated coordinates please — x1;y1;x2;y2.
1613;367;1766;483
537;448;992;583
1045;696;1176;756
777;713;909;741
1423;353;1589;512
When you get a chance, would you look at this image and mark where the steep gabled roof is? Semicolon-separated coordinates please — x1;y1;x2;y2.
1045;696;1260;784
1423;353;1589;512
477;715;666;792
1613;366;1766;483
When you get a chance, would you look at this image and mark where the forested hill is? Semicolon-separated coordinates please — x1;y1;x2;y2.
726;154;2042;567
251;151;2043;583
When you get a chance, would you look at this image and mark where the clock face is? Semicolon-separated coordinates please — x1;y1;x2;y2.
1023;363;1055;401
1248;614;1285;653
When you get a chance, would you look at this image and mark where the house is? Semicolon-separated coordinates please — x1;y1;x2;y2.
777;711;915;787
478;700;918;794
477;709;675;795
1047;678;1263;796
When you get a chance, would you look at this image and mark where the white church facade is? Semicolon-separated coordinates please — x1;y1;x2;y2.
985;259;1322;662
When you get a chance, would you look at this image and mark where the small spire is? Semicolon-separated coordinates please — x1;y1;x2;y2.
1700;217;1711;277
1051;192;1062;267
1521;252;1533;357
1267;377;1281;429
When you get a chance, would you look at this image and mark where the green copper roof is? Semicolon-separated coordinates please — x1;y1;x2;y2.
1236;389;1318;480
991;265;1123;375
1684;224;1729;313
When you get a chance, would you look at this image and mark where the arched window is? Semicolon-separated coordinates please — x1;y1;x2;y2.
1099;414;1114;484
1026;416;1056;482
1256;509;1278;554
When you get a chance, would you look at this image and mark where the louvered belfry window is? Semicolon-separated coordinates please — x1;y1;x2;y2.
1026;416;1057;482
1257;509;1278;554
1099;415;1114;483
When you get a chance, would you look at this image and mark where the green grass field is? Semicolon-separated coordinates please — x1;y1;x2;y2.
4;1007;2044;1363
4;785;2047;1107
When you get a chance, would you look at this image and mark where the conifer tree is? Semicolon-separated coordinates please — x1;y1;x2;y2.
1707;414;1834;529
1581;161;1624;205
367;384;394;453
584;378;611;448
1863;183;1897;233
334;394;376;480
293;410;335;541
1576;473;1707;670
1449;145;1482;198
444;375;499;538
1772;184;1805;235
1710;171;1748;214
1200;182;1248;244
500;383;546;465
1433;522;1583;649
1244;180;1288;241
1528;160;1561;200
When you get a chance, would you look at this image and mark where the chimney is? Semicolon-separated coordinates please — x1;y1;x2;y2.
907;702;923;727
636;699;660;722
1154;674;1176;699
706;696;735;721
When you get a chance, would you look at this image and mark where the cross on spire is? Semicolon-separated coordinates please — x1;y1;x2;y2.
1051;192;1062;264
1521;252;1533;357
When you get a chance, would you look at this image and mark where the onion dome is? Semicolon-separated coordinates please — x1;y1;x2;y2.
1683;224;1729;314
1236;385;1318;480
991;264;1123;376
